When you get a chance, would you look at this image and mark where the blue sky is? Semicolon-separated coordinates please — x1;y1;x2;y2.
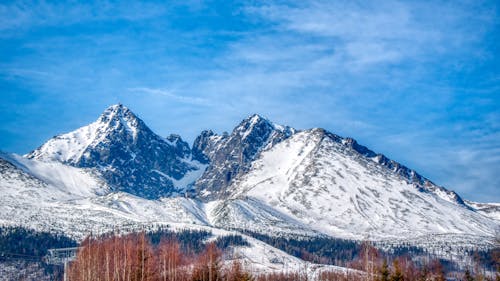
1;0;499;202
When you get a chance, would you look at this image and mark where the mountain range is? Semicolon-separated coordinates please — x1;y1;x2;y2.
0;104;498;270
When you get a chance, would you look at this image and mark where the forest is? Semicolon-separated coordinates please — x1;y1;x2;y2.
0;226;77;279
0;226;499;280
66;229;500;281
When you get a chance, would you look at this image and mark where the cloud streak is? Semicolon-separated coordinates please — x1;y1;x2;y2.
128;87;211;106
0;0;498;202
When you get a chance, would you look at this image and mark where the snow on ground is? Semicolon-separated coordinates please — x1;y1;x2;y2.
228;129;498;240
0;154;358;276
25;120;104;164
6;153;106;197
465;200;500;221
207;198;320;237
170;161;208;190
1;137;498;276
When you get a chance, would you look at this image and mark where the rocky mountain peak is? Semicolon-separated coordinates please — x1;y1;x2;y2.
100;103;131;119
192;130;216;164
194;114;296;200
95;104;150;141
27;104;201;199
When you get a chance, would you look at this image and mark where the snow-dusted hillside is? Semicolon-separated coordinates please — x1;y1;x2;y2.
0;153;352;275
465;200;500;221
193;114;295;200
0;153;208;237
224;129;497;240
27;104;204;199
1;104;498;266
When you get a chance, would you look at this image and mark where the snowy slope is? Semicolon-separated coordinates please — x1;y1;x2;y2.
0;152;105;199
26;104;204;199
1;107;498;265
465;200;500;221
1;153;106;197
226;129;498;240
343;138;468;207
0;154;354;275
205;198;319;237
193;114;295;199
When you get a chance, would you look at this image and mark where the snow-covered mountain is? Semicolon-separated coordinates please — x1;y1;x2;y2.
341;137;467;207
220;128;496;240
465;200;500;221
193;114;295;200
0;152;350;275
27;104;204;199
1;104;498;259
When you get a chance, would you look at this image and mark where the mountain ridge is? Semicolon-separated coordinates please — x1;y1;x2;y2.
19;104;485;214
0;104;497;253
223;128;493;240
193;113;296;200
26;104;203;199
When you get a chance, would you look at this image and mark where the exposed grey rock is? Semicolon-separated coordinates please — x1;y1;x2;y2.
27;104;199;199
193;114;295;200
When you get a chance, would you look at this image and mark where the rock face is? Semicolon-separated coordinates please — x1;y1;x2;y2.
27;104;201;199
342;137;467;207
22;105;471;207
192;114;295;199
220;128;493;239
8;104;497;245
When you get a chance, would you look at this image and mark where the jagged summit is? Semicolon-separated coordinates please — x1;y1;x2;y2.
237;114;271;130
233;114;295;143
27;104;201;199
27;104;148;163
193;114;296;199
0;105;497;253
98;104;143;134
25;106;468;207
221;128;494;239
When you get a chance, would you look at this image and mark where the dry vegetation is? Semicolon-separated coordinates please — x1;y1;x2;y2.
67;233;500;281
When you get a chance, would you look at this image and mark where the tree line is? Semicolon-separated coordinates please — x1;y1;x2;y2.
66;231;500;281
350;242;500;281
0;226;77;279
67;231;254;281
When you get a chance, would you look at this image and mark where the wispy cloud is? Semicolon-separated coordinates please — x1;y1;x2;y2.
0;0;498;201
128;87;211;106
242;1;494;71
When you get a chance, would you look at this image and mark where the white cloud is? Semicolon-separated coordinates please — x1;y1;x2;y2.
127;87;211;106
242;1;493;71
1;0;498;201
